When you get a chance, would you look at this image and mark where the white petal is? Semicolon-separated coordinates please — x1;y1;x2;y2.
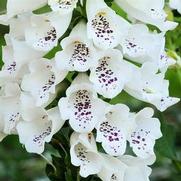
87;0;130;49
55;21;97;72
120;24;165;64
59;74;107;133
25;12;72;51
129;107;162;158
90;49;133;98
120;155;152;181
21;59;66;106
159;52;176;72
124;62;180;111
70;132;102;177
0;36;42;85
98;154;127;181
17;107;64;154
48;0;78;14
115;0;178;31
0;83;21;135
151;96;180;112
7;0;47;17
169;0;181;14
96;104;135;156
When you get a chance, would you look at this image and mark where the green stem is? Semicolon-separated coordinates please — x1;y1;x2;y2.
40;154;56;172
77;169;80;181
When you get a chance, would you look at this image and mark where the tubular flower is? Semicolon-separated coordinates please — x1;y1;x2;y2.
70;132;103;177
86;0;130;49
17;105;65;154
119;155;155;181
55;21;97;72
21;58;67;106
128;108;162;158
89;49;132;98
119;24;165;65
0;34;44;85
59;74;107;133
96;104;135;156
25;12;72;51
0;83;21;140
125;62;180;111
97;153;127;181
115;0;178;31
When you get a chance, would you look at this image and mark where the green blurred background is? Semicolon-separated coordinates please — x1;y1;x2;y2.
0;0;181;180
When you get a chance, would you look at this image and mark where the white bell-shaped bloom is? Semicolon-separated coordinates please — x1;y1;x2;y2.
58;73;107;133
89;49;132;98
86;0;130;49
17;106;64;154
0;83;21;140
48;0;78;14
55;21;97;72
115;0;178;31
125;62;180;111
0;34;44;85
97;154;127;181
21;58;67;107
25;12;72;51
70;132;103;177
5;0;47;18
128;108;162;158
169;0;181;14
96;104;135;156
119;155;154;181
119;24;165;64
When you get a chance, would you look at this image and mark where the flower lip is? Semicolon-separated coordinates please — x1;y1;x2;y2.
48;0;78;14
55;21;97;72
59;73;107;133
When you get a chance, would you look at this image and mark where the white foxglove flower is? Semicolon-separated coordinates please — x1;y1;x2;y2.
169;0;181;14
119;155;155;181
97;154;127;181
115;0;178;31
5;0;47;18
48;0;78;14
21;58;67;107
55;21;97;72
25;12;72;51
0;83;21;140
70;132;103;177
17;106;64;154
119;24;165;65
89;49;132;98
96;104;135;156
86;0;130;49
59;73;107;133
125;62;180;111
0;35;44;85
128;108;162;158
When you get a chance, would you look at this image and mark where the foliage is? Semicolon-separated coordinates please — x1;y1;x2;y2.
0;0;181;181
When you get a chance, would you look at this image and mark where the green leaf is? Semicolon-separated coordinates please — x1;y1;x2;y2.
0;0;7;15
155;118;177;160
0;36;6;68
166;67;181;98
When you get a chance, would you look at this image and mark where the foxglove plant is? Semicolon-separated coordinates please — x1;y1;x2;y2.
0;0;180;180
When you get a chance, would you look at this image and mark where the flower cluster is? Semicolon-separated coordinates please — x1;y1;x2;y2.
0;0;180;180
